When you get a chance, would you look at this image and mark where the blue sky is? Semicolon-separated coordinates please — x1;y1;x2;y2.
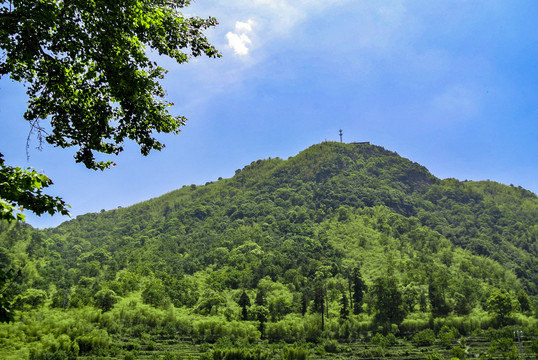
1;0;537;228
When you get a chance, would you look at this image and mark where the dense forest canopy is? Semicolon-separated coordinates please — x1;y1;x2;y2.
0;142;537;359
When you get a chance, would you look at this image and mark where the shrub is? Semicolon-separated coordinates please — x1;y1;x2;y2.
282;345;310;360
321;339;339;353
412;329;436;346
370;333;385;346
162;353;183;360
266;315;305;342
384;332;398;346
531;337;538;357
370;332;398;348
452;346;466;359
211;347;270;360
192;319;259;343
424;353;444;360
438;325;457;348
488;338;519;360
337;318;360;341
75;329;111;354
123;352;137;360
146;340;156;351
358;346;385;358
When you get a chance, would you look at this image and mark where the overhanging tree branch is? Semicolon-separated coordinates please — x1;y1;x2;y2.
0;0;220;221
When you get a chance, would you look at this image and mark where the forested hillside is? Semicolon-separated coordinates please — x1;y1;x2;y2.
1;142;537;359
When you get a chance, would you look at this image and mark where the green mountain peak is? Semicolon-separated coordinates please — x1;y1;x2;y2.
0;143;537;358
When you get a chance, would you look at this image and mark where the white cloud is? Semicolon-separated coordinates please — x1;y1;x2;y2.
226;20;255;56
235;20;253;33
226;32;252;56
174;0;425;101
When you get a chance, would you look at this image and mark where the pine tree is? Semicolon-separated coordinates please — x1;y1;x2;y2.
313;280;326;331
350;266;366;315
340;292;349;320
238;290;251;321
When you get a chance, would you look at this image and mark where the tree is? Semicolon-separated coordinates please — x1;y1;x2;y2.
516;290;530;312
428;273;451;317
0;153;70;221
142;279;170;308
372;276;405;331
340;292;349;320
313;279;326;331
350;266;366;315
251;305;269;338
0;267;21;322
93;288;118;312
486;289;513;325
0;0;220;221
237;290;251;321
255;288;267;307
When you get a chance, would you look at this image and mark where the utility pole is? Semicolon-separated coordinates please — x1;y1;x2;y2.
339;129;343;143
514;328;524;360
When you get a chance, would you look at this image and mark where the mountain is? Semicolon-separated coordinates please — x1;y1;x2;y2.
40;141;537;291
0;142;537;359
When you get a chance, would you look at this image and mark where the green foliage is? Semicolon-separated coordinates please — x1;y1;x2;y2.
0;1;220;170
1;142;538;357
13;288;47;310
93;289;118;312
0;0;220;224
251;305;269;337
486;290;513;325
0;266;21;322
238;290;251;321
370;332;398;348
488;337;519;360
0;154;69;222
142;279;171;309
424;353;444;360
210;347;270;360
530;337;538;357
451;346;467;360
412;329;436;346
321;339;340;353
516;290;531;312
371;276;405;330
438;325;457;348
281;345;310;360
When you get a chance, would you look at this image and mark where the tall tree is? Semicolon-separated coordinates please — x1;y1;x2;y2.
372;276;405;332
428;274;451;317
313;279;326;331
255;288;266;307
237;290;251;321
486;289;513;326
516;290;531;312
350;266;366;315
340;292;349;320
251;305;269;338
0;0;220;221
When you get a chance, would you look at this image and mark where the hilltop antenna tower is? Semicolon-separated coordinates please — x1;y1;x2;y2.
339;129;343;143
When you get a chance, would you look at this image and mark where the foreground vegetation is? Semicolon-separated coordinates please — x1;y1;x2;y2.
1;142;537;358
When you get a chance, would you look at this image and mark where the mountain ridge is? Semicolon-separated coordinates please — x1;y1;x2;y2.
31;141;536;295
1;141;537;358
